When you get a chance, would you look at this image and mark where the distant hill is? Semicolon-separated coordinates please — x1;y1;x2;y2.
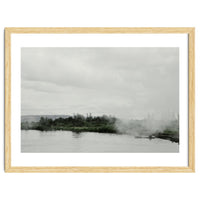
21;115;70;123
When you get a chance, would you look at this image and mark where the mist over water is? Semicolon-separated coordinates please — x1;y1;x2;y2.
21;114;179;153
115;116;179;136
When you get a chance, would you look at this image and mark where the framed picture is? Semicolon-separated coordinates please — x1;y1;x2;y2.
5;27;195;173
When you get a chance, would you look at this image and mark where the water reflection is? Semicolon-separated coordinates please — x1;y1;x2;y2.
21;130;179;153
72;131;82;138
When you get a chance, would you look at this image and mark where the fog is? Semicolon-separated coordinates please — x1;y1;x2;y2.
115;117;178;136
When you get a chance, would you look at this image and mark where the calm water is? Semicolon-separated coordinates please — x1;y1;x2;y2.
21;130;179;153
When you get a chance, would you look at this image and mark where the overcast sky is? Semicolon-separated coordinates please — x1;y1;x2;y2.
21;47;179;119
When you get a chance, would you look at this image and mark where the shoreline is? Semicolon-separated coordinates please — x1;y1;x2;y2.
21;128;179;143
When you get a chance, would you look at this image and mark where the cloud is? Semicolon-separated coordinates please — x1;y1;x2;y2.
21;47;179;119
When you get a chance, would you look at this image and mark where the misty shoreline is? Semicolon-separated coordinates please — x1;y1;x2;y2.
21;114;179;143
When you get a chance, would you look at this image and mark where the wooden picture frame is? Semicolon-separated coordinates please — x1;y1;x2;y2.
5;27;195;173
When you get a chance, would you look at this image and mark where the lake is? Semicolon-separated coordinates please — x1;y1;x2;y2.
21;130;179;153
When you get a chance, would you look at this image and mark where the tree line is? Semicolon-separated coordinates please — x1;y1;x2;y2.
21;114;118;133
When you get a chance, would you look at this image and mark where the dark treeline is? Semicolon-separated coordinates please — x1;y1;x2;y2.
21;114;118;133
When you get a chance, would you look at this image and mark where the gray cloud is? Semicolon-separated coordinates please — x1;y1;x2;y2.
21;47;179;119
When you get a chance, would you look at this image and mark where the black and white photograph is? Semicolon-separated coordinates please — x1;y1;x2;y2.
1;0;199;199
21;47;179;153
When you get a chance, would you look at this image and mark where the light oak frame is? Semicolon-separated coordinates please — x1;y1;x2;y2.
5;27;195;173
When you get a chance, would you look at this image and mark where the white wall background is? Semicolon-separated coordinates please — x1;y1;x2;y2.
0;0;199;200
